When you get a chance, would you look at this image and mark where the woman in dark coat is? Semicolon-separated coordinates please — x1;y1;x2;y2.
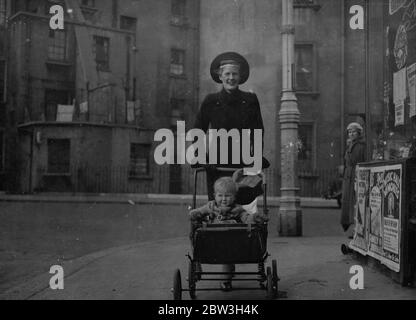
193;52;267;201
341;122;366;232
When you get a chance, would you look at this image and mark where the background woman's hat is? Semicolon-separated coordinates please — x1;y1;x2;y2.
210;52;250;84
346;122;363;133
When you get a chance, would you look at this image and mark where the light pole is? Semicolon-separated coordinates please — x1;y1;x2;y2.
278;0;302;236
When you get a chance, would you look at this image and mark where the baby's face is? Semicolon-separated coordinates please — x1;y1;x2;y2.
214;189;235;208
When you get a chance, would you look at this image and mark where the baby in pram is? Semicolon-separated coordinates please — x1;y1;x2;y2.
189;176;267;290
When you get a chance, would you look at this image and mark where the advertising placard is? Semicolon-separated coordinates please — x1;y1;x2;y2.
368;168;384;257
349;164;402;272
350;168;370;254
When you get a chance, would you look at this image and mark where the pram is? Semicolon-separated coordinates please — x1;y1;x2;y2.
172;167;279;300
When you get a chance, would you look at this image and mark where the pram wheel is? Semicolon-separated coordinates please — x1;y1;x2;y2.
272;259;279;297
172;269;182;300
266;267;276;300
188;261;196;300
272;259;278;280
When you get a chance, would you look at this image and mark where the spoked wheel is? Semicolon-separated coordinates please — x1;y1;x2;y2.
266;267;276;300
188;261;196;300
271;259;279;298
258;262;266;289
173;269;182;300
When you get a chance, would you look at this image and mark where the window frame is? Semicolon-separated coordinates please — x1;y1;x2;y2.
80;0;95;8
129;143;151;178
47;29;67;62
47;138;71;174
297;121;316;170
294;0;321;11
0;129;4;173
171;0;186;17
294;42;318;94
0;59;5;103
170;48;185;77
44;89;71;121
93;35;110;71
0;0;6;26
120;15;137;32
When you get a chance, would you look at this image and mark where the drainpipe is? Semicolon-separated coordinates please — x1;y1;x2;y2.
125;35;131;124
112;0;118;28
193;0;201;120
341;0;345;158
364;0;370;160
28;129;33;193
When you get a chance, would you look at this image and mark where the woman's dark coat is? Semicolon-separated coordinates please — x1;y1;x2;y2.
341;136;366;229
193;88;264;200
194;88;264;144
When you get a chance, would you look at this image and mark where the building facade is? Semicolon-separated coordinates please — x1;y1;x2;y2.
199;0;346;194
1;0;200;193
0;0;395;196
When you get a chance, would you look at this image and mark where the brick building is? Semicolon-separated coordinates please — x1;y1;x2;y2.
0;0;200;193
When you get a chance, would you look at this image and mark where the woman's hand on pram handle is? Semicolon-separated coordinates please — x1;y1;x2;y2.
250;212;269;224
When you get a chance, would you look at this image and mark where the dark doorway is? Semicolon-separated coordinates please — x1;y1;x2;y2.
169;164;182;194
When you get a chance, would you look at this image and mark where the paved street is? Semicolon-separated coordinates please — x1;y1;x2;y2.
0;196;415;300
1;236;415;300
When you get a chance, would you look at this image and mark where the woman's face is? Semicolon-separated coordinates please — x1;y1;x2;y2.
348;128;360;141
219;65;241;92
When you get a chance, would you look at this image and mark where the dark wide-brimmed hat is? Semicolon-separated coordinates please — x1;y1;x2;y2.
210;52;250;84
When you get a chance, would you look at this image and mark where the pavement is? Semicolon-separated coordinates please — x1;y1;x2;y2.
0;193;415;300
1;236;415;300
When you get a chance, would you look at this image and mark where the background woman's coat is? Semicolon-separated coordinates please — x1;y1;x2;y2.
341;137;366;229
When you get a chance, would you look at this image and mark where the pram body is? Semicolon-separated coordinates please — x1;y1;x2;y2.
172;167;279;300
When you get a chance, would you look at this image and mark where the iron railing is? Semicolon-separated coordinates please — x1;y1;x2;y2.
33;164;340;198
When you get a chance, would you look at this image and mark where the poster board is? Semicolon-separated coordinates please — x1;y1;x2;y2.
349;163;402;272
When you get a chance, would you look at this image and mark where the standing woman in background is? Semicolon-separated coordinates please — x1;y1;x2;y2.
341;122;366;235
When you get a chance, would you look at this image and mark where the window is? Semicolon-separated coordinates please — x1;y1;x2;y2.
0;60;5;103
170;98;184;127
82;9;96;23
129;143;150;177
48;30;67;61
171;0;187;25
79;0;96;22
171;0;186;17
120;16;137;32
93;36;110;71
294;0;314;4
170;98;185;112
0;130;4;172
298;123;315;169
295;44;314;92
170;49;185;76
25;0;38;13
45;89;70;121
45;1;64;15
0;0;6;26
47;139;70;173
294;0;321;10
80;0;95;7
